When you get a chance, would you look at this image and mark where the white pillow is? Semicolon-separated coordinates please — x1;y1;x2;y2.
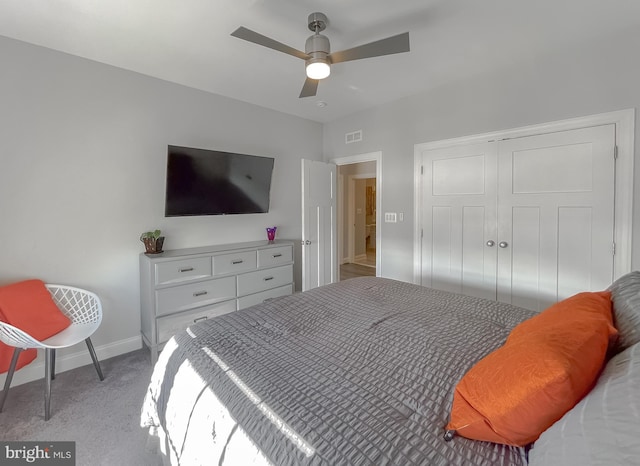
608;270;640;353
529;342;640;466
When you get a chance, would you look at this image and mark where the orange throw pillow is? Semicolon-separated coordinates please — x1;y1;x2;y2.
0;280;71;373
446;291;617;446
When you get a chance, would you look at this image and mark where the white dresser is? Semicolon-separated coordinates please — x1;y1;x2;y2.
140;240;294;363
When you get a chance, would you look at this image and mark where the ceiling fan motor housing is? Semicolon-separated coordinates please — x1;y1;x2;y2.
305;33;331;79
307;12;328;33
305;33;330;55
304;13;331;80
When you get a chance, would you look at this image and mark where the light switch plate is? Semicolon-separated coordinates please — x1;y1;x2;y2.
385;212;397;223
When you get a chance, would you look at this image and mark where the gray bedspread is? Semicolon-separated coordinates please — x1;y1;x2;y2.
142;277;536;465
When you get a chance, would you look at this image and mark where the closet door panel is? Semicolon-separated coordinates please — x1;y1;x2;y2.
558;207;594;297
508;207;546;311
431;206;456;293
420;143;497;300
511;142;594;193
462;206;495;299
497;124;615;310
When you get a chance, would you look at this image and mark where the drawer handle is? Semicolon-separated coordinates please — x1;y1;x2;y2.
263;276;274;281
232;260;244;265
272;253;282;258
193;291;208;297
179;267;194;273
193;316;208;323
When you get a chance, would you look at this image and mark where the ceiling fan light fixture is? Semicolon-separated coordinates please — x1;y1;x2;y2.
306;59;330;80
231;12;410;98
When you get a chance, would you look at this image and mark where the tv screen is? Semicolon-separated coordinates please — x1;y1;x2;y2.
165;145;275;217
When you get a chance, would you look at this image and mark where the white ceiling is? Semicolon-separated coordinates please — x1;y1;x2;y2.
1;0;639;123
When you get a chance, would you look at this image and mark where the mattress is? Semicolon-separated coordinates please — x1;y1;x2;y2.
141;276;536;465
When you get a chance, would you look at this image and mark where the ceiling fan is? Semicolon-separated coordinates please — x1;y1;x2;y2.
231;12;410;98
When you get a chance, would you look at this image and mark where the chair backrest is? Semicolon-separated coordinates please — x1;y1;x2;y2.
0;321;44;349
45;285;102;326
0;284;102;349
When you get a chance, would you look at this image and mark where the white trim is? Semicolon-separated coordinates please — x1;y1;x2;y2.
0;335;142;388
337;173;344;266
414;108;634;284
347;175;355;263
354;254;368;263
348;173;377;178
331;152;383;277
413;150;423;284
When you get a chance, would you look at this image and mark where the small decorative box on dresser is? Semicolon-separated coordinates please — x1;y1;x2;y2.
140;240;294;363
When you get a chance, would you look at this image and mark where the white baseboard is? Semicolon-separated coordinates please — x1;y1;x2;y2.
354;254;367;263
0;336;142;388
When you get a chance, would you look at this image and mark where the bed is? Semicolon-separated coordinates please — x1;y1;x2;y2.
141;274;640;466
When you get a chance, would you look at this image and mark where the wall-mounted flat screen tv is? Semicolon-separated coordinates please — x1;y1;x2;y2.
165;145;275;217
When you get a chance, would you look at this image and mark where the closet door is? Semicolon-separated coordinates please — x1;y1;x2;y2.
496;125;616;311
419;142;498;300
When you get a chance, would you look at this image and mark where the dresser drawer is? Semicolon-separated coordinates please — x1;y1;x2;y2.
238;284;293;310
237;264;293;297
155;257;211;285
156;276;236;316
257;246;293;268
212;251;257;275
156;300;236;343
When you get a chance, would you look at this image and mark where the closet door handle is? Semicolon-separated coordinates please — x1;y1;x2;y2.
486;240;495;247
499;241;509;248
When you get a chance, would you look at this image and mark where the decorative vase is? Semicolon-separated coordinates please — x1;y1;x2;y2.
266;227;277;243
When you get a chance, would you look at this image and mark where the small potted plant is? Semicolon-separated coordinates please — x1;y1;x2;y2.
140;229;165;254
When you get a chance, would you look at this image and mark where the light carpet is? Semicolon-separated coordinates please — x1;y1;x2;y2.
0;348;161;466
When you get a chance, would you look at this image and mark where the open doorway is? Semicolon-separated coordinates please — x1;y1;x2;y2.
333;152;382;281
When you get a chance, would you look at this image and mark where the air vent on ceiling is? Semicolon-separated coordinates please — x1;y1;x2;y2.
345;130;363;144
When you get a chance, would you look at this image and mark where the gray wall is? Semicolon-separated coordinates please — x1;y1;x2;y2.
0;36;322;374
323;24;640;282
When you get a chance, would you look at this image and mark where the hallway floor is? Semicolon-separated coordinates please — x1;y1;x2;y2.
354;249;376;267
340;249;376;281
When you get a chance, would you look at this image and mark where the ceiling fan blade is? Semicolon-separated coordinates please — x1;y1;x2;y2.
329;32;410;64
299;78;319;98
231;26;310;60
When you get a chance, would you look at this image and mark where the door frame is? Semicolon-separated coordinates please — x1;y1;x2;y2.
413;108;635;284
332;152;382;277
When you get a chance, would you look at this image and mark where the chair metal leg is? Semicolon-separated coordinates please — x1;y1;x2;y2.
0;348;22;413
44;348;53;421
85;338;104;381
51;349;56;380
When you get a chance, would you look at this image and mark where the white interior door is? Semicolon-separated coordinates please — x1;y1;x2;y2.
301;159;337;291
496;124;616;310
419;142;498;301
